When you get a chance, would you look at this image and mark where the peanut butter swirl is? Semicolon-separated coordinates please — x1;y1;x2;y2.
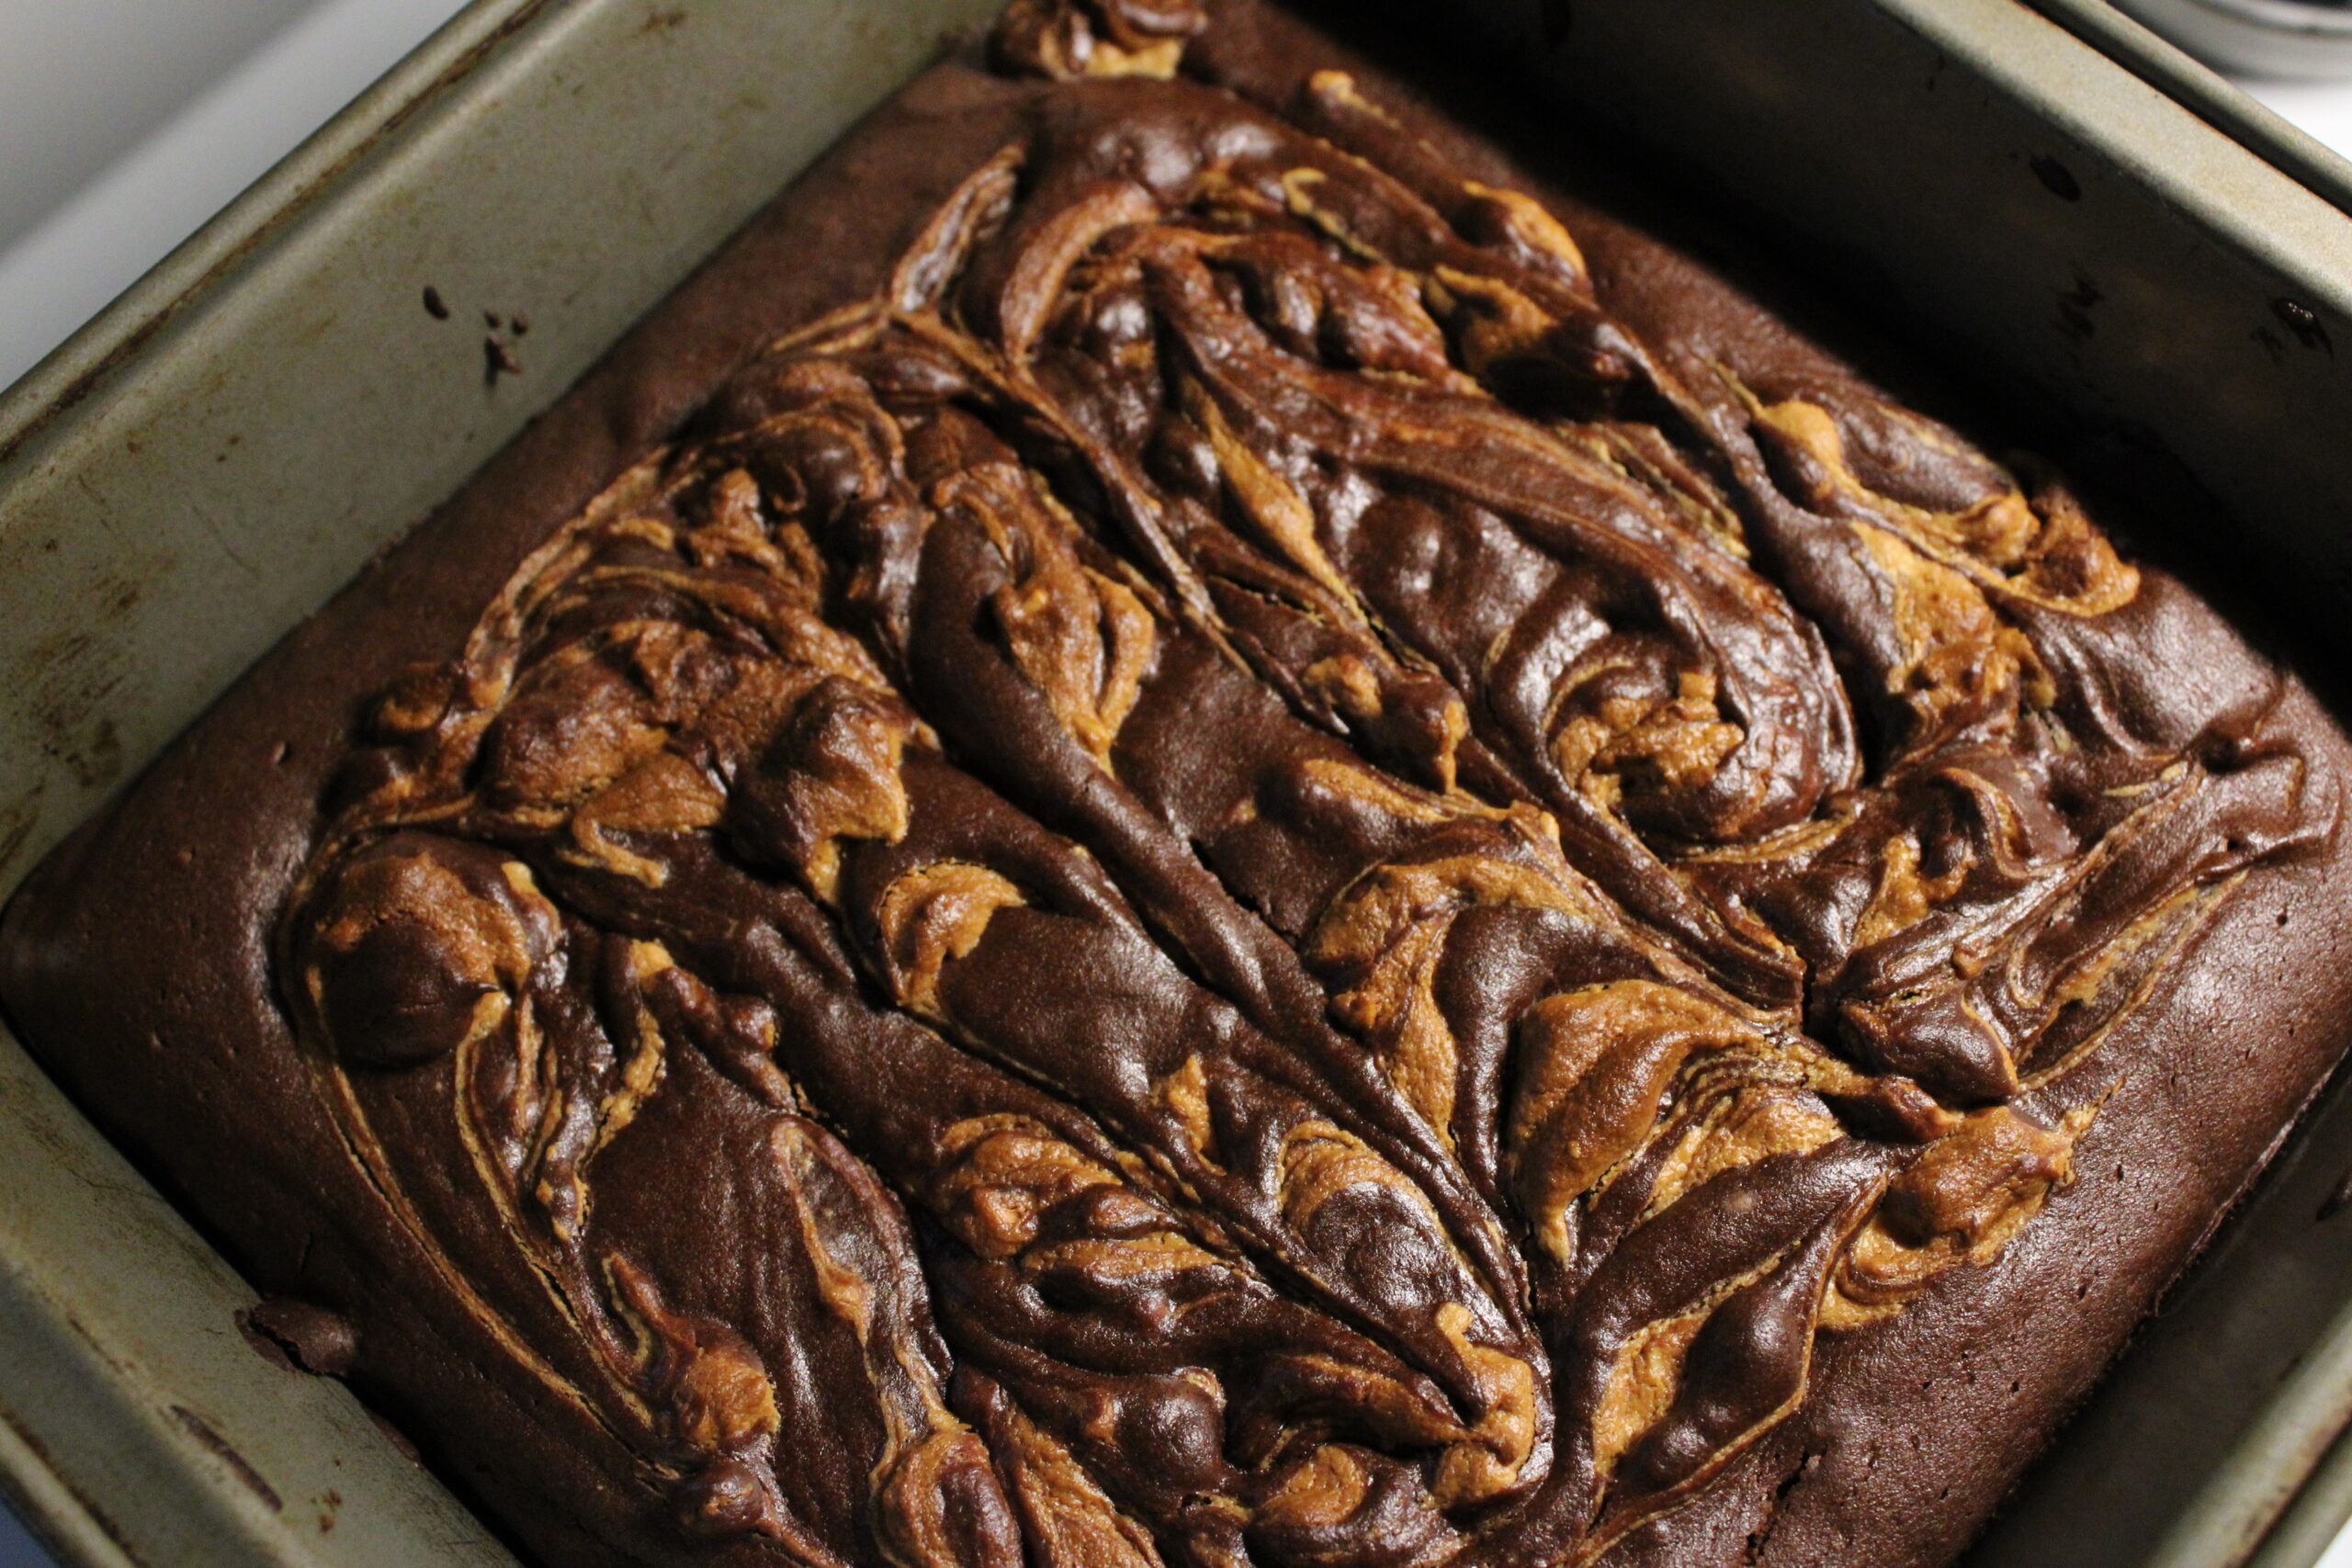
278;11;2336;1564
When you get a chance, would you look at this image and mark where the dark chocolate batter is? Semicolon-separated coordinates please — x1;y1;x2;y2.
9;4;2352;1566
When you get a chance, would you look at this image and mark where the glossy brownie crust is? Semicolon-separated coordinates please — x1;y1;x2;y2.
8;4;2352;1566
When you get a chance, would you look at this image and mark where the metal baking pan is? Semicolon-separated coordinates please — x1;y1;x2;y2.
2030;0;2352;226
1;0;2349;1564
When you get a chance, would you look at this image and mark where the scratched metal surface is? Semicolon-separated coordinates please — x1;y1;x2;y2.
3;1;2352;1565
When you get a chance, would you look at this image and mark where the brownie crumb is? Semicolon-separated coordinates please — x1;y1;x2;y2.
238;1297;358;1377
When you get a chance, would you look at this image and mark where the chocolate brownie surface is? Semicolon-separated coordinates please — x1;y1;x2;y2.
8;4;2352;1566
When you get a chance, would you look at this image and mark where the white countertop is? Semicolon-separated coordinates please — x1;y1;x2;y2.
0;5;2348;1567
2241;72;2352;156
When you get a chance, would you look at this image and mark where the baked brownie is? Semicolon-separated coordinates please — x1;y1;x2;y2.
9;2;2352;1565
